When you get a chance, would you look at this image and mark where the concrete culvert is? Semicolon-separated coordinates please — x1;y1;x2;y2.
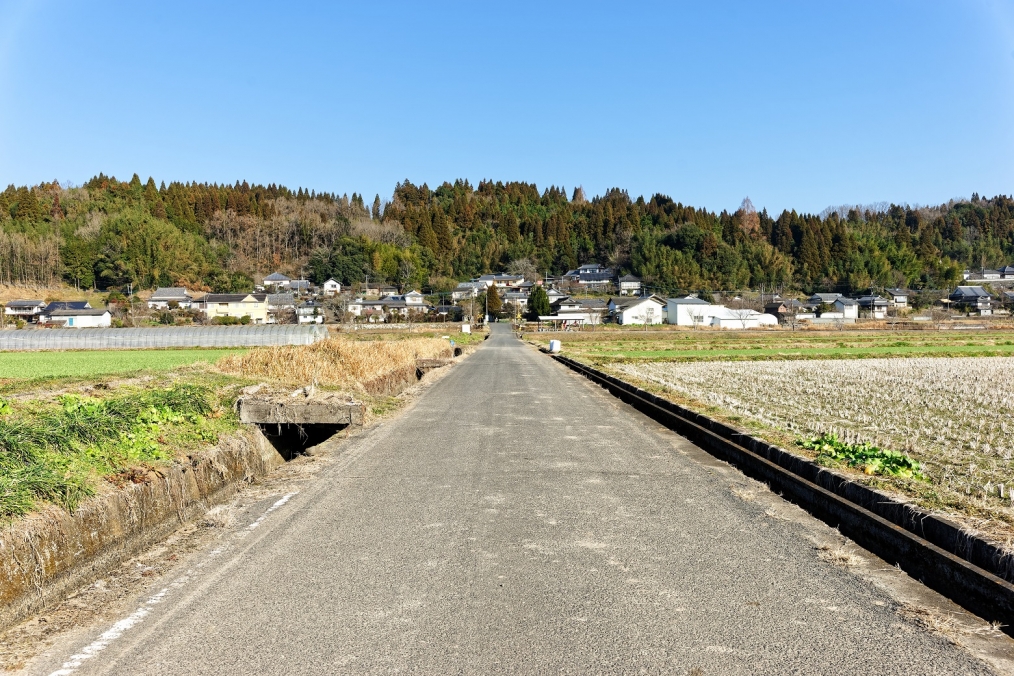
257;423;347;460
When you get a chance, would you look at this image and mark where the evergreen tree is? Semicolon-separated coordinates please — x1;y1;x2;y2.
372;194;382;220
526;285;550;320
485;286;502;316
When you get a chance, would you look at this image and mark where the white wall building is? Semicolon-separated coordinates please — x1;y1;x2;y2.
322;279;341;296
706;307;778;329
609;296;666;325
666;296;716;326
49;308;112;328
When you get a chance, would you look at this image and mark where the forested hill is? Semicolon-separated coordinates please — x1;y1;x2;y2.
1;174;1012;295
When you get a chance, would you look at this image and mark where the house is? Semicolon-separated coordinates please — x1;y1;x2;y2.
998;266;1014;279
515;280;539;294
147;287;193;310
503;291;529;309
403;290;426;305
609;295;666;325
564;263;609;277
617;274;642;296
705;307;778;329
287;280;312;294
348;293;432;319
39;301;91;324
949;286;994;313
833;297;859;319
666;296;715;326
48;307;111;328
546;288;567;304
562;263;616;288
537;296;607;327
266;293;296;324
981;269;1002;280
197;293;269;324
362;284;399;298
296;301;324;324
262;272;291;289
322;279;341;296
476;273;525;288
856;296;889;319
807;293;842;308
452;282;485;301
884;288;910;309
4;300;45;322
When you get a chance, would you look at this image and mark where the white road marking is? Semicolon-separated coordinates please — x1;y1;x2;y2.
48;492;298;676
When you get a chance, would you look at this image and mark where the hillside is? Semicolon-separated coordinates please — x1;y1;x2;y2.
1;175;1012;295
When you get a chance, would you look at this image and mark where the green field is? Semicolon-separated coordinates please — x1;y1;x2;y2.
527;329;1014;363
0;349;246;380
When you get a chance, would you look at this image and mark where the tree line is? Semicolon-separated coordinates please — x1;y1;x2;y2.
1;174;1011;295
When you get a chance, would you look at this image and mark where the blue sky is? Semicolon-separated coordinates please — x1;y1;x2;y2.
0;0;1012;214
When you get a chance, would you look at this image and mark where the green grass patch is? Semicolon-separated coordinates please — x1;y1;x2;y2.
799;434;926;480
0;349;246;380
0;382;240;518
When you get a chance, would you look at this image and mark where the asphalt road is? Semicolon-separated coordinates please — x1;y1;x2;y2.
31;325;997;675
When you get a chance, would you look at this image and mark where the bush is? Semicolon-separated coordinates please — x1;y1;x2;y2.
212;316;241;325
240;315;252;325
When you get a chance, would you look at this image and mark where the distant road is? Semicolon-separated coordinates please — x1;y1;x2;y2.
31;324;993;675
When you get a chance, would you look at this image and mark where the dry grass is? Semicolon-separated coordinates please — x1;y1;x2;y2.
216;336;451;391
817;542;863;568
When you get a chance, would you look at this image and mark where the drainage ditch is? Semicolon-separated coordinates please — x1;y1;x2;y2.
256;423;348;460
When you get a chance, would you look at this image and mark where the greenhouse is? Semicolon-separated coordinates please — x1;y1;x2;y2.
0;325;329;351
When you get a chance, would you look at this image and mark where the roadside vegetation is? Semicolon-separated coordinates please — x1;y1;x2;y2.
0;330;465;520
217;335;451;390
0;376;242;518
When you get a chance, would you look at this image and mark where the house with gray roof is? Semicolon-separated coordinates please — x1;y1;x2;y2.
4;299;45;322
949;286;994;313
148;287;193;309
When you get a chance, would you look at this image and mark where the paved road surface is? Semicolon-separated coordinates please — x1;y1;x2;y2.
32;325;995;674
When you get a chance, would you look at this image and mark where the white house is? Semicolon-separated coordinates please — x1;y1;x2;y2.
833;297;859;319
147;287;193;309
884;289;909;309
296;301;324;324
706;307;778;329
475;273;525;288
262;272;291;289
856;295;889;319
617;274;642;296
609;295;666;325
322;279;341;296
49;307;112;328
452;282;485;301
39;301;92;323
4;300;45;322
403;290;426;305
666;296;714;326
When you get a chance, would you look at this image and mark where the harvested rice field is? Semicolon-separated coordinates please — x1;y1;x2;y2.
616;356;1014;541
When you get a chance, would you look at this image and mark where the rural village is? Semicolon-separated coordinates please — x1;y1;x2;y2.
3;2;1014;671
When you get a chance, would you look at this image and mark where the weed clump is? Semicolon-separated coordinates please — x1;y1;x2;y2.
0;384;221;517
799;433;926;480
